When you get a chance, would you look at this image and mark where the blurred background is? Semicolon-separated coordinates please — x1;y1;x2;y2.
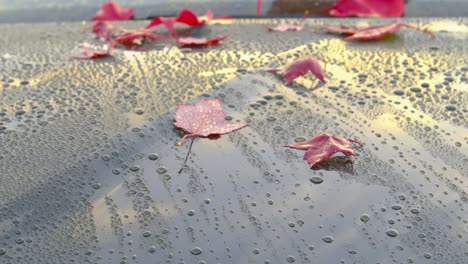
0;0;466;23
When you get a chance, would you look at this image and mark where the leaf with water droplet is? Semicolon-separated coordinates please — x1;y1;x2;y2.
285;133;362;168
174;98;248;146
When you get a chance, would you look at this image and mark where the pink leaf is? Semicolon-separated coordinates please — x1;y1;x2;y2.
266;12;308;32
327;0;405;18
90;1;134;21
286;133;362;168
91;22;117;43
268;55;326;83
178;36;228;47
321;25;358;35
344;22;433;41
72;45;112;60
146;8;230;36
174;99;249;146
115;29;159;48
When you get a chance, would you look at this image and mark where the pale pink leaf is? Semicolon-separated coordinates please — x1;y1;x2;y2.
344;22;433;41
266;12;308;32
90;1;134;21
268;55;326;83
286;133;362;168
72;45;112;60
174;99;249;145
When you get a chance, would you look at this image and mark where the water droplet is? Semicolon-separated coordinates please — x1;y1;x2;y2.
92;183;102;189
148;153;159;160
252;248;259;254
391;205;402;210
143;231;151;237
156;167;168;174
130;165;140;172
393;90;404;96
148;246;156;253
286;256;295;263
309;177;324;184
0;248;6;255
188;210;195;216
386;229;398;237
322;236;334;243
360;214;370;222
191;247;203;255
445;105;456;111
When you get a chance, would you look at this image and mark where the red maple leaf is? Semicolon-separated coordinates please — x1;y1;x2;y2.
174;99;249;146
343;22;433;41
266;12;308;32
327;0;405;17
268;55;326;83
286;133;362;168
177;36;228;47
90;1;134;21
71;44;113;60
145;9;230;36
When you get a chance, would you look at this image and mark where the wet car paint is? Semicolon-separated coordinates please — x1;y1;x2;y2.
0;18;467;263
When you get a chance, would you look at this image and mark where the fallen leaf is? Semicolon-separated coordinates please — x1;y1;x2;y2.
327;0;405;17
266;12;308;32
285;133;362;168
174;98;249;146
71;44;113;60
321;25;358;35
177;36;228;47
115;29;159;48
344;22;433;41
90;1;134;21
146;9;229;36
91;21;118;43
268;55;326;83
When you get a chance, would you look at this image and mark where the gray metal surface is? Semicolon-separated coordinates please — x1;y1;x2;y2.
0;18;467;264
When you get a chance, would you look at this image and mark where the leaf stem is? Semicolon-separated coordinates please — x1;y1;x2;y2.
178;137;195;174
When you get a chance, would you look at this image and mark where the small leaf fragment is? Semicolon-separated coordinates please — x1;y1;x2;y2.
177;36;228;47
71;44;112;60
266;12;308;32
